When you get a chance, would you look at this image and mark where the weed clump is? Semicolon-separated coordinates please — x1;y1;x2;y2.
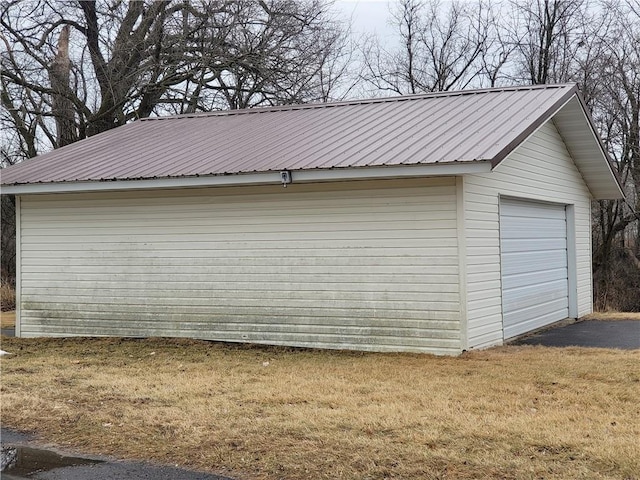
0;279;15;312
594;246;640;312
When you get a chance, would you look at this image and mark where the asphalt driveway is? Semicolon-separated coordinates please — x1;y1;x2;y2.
0;428;233;480
514;319;640;349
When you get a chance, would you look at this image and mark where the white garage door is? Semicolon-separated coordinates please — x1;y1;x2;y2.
500;198;569;339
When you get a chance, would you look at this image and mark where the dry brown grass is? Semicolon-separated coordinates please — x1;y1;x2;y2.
0;281;15;311
0;310;15;329
583;311;640;321
1;337;639;480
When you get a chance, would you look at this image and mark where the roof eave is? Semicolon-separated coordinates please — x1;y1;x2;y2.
552;94;625;200
1;161;493;195
490;87;624;201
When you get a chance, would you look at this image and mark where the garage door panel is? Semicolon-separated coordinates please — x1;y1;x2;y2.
501;238;567;253
501;250;567;274
500;201;566;219
503;296;569;322
504;303;570;338
500;219;567;238
502;280;569;311
501;268;568;290
500;198;569;339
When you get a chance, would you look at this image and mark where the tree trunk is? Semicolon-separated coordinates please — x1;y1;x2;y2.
48;25;77;147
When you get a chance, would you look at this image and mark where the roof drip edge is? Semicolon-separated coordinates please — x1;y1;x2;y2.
1;162;493;195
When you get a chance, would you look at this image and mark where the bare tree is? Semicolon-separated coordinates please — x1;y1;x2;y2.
181;0;353;109
48;25;76;147
594;4;640;214
580;0;640;309
0;195;15;282
508;0;588;84
0;0;351;155
362;0;502;94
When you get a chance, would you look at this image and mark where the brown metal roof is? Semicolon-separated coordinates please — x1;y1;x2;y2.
0;83;619;199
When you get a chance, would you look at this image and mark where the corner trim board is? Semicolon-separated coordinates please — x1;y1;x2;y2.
15;195;21;338
456;176;468;351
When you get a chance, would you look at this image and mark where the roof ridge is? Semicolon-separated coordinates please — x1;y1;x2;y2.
141;83;578;122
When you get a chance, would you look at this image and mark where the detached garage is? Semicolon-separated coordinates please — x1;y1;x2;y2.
0;84;623;355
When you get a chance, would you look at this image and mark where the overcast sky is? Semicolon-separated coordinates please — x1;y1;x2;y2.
333;0;398;39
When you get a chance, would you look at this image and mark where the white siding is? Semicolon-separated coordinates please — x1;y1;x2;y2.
464;120;593;349
18;177;462;354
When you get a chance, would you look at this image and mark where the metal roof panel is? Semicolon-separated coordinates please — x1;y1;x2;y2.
0;83;621;199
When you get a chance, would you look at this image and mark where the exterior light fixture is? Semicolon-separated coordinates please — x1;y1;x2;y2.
280;170;292;188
